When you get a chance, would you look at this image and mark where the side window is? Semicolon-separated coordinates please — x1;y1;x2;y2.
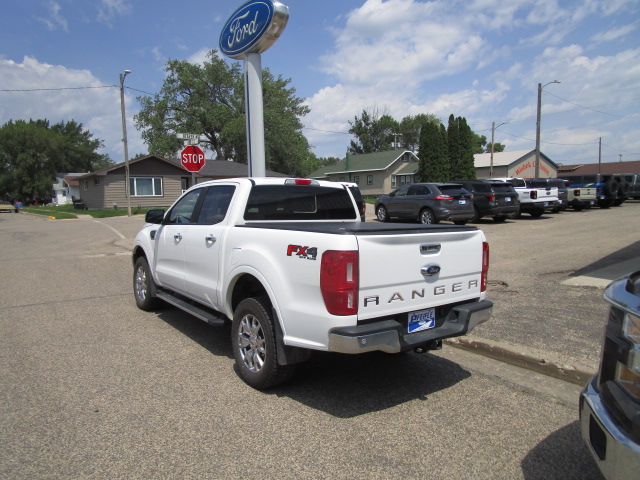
197;185;236;225
167;188;204;225
394;186;410;196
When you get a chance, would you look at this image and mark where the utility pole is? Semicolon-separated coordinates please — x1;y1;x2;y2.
535;80;560;178
119;70;132;217
490;121;507;178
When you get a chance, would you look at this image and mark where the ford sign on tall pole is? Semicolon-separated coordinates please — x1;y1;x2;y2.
219;1;289;177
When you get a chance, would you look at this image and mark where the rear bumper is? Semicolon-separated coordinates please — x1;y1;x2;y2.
520;200;560;212
569;198;595;208
328;300;492;354
484;205;520;217
579;377;640;480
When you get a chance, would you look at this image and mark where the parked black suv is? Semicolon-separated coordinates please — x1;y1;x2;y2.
375;183;474;224
453;180;520;222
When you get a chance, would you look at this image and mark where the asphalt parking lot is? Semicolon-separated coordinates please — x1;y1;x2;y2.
2;202;638;479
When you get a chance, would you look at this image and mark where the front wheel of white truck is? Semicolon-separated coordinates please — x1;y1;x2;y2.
232;297;294;389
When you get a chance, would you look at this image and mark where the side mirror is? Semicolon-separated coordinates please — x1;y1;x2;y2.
145;209;165;224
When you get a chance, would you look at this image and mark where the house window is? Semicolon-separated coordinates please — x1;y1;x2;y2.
94;178;100;186
84;180;88;191
130;177;163;197
353;175;360;185
339;176;345;182
391;175;397;188
367;175;373;185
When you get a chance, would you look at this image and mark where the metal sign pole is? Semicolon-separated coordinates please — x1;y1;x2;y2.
245;53;266;177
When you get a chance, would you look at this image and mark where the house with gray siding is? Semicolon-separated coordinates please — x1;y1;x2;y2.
76;155;286;209
308;150;420;197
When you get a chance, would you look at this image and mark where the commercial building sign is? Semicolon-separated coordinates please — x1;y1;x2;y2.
219;0;289;59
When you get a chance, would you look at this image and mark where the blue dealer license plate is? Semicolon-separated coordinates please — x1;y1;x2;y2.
408;308;436;333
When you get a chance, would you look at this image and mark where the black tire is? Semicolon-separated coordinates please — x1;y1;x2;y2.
530;209;543;218
376;205;389;222
133;256;161;311
572;205;584;212
453;220;468;225
493;215;507;222
419;208;437;224
232;297;294;389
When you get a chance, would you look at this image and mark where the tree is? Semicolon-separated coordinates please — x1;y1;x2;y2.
417;120;449;182
398;114;440;151
0;119;111;201
348;107;399;154
134;49;310;175
485;142;505;153
447;115;476;179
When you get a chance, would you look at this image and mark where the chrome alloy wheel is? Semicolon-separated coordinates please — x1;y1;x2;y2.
134;265;148;302
237;314;266;373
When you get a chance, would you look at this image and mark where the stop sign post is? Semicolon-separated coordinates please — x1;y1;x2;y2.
181;145;205;172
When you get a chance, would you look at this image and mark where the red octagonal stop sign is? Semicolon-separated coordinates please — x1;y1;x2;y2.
181;145;206;172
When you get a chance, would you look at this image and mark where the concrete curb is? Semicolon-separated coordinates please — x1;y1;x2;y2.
445;336;595;386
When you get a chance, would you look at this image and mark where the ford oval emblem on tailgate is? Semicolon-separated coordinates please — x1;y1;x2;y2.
421;265;441;276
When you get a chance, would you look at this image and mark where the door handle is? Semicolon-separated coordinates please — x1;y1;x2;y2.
205;235;216;244
174;233;182;241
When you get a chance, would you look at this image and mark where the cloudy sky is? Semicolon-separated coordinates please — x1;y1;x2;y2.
1;0;639;168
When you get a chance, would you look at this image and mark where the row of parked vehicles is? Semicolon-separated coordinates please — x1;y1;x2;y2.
374;173;639;225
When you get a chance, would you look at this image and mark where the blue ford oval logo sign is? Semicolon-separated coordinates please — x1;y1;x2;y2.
219;0;289;60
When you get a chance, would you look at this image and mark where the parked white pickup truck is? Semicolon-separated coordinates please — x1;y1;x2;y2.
132;178;492;388
488;177;560;217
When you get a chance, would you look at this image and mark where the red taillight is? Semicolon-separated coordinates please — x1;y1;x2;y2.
485;194;496;203
574;189;581;197
529;190;538;200
435;195;454;200
481;242;489;292
320;251;359;316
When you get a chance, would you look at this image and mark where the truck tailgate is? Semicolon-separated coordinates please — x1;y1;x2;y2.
355;227;485;320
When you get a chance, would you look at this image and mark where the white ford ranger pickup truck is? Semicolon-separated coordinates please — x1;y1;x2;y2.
132;178;492;388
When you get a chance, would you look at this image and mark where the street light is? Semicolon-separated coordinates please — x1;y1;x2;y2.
535;80;560;178
119;69;132;217
490;121;507;178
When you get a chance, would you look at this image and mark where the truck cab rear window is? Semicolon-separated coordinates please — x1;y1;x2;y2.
244;185;357;221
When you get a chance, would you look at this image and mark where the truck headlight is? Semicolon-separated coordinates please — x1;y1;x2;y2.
616;312;640;399
623;312;640;343
615;362;640;399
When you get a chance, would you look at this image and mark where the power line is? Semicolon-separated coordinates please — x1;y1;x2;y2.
0;85;115;92
543;91;635;118
0;84;155;96
303;126;351;135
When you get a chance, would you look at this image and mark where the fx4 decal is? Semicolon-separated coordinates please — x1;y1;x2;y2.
287;244;318;261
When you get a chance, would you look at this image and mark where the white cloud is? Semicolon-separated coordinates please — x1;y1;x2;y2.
301;0;640;164
35;1;69;32
98;0;132;26
0;56;143;161
590;23;637;43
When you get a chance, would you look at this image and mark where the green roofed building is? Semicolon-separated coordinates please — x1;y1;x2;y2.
308;150;419;197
